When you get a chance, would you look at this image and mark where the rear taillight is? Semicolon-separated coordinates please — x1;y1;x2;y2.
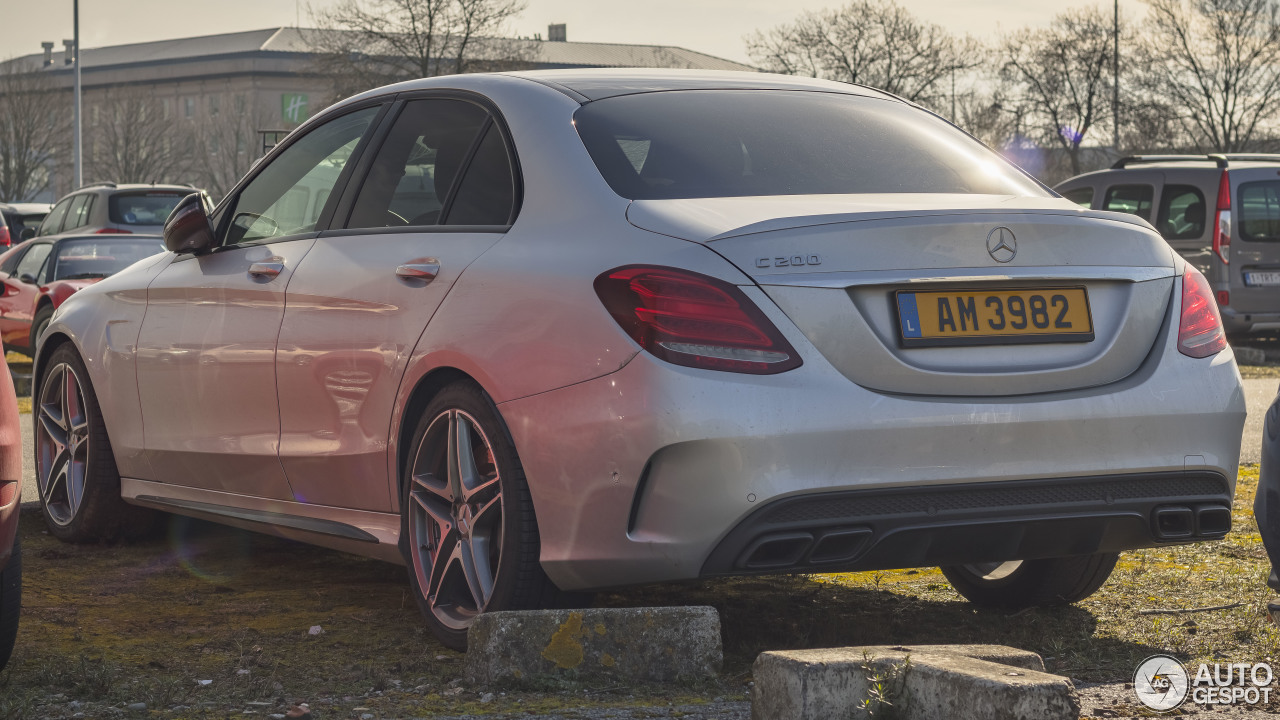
1213;169;1231;264
95;227;132;234
1179;266;1228;358
594;266;802;374
0;226;10;247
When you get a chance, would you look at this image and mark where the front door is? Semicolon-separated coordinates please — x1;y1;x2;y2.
134;105;383;497
277;97;519;510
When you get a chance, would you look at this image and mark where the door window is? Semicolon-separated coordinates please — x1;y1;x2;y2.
0;246;28;275
226;106;380;245
14;244;51;281
1061;187;1093;208
39;199;72;236
64;194;93;231
1155;185;1206;240
446;124;517;225
1240;181;1280;241
345;99;489;229
1103;184;1154;220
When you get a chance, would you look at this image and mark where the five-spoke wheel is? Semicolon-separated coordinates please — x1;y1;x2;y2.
34;344;153;542
401;381;583;650
36;360;90;526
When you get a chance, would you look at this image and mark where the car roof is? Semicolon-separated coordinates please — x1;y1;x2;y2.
0;203;52;214
499;69;897;102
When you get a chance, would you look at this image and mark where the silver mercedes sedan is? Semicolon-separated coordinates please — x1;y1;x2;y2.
33;69;1246;649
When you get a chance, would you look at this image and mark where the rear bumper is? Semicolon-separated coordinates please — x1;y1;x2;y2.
703;472;1231;576
1220;308;1280;333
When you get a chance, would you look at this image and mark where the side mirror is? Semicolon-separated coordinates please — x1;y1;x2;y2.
18;274;35;285
163;193;216;254
19;228;34;241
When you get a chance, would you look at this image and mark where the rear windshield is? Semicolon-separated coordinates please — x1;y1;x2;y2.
109;192;186;226
51;238;165;280
1240;181;1280;242
573;90;1047;200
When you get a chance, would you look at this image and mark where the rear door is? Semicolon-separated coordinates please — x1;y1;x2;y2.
1228;170;1280;314
1152;177;1212;275
134;104;384;499
1099;173;1163;224
275;96;518;511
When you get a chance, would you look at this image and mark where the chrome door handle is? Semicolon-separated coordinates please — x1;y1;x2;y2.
248;261;284;278
396;262;440;283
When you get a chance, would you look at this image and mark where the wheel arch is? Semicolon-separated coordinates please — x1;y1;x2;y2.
394;366;481;501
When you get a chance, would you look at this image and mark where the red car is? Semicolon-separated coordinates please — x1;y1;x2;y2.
0;350;20;670
0;234;164;355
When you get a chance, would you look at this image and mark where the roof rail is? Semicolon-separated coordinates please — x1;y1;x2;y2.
1112;155;1229;169
75;181;118;190
1216;153;1280;163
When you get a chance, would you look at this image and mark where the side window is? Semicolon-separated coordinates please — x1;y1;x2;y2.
1240;181;1280;242
1061;187;1093;208
1155;185;1206;241
226;106;380;245
14;244;51;281
39;199;72;236
0;247;27;275
446;124;517;225
64;194;91;231
346;99;489;229
1103;184;1154;220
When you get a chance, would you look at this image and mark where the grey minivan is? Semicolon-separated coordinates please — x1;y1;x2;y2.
1056;154;1280;334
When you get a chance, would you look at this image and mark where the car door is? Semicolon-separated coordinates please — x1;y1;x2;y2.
134;103;385;498
0;242;52;350
276;97;518;510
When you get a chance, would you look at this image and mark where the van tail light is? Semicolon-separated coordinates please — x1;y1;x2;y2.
1179;266;1228;358
594;265;802;374
0;226;10;248
95;227;132;234
1213;169;1231;264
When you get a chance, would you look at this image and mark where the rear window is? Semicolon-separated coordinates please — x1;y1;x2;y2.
1103;184;1154;220
1240;181;1280;242
109;192;186;226
52;238;166;280
573;91;1046;200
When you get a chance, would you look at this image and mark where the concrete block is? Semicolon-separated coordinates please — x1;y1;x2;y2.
465;606;721;684
751;645;1078;720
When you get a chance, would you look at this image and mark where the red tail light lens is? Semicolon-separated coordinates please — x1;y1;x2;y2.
595;266;802;374
1213;170;1231;264
0;226;10;248
95;227;132;234
1179;266;1227;358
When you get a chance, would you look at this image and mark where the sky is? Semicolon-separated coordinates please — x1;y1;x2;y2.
5;0;1149;65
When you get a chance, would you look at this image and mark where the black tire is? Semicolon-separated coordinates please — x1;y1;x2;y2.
0;535;19;672
34;343;155;542
400;381;588;650
940;553;1119;609
30;304;53;354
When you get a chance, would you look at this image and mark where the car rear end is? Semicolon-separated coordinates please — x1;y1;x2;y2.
1218;162;1280;332
100;187;192;235
502;86;1247;591
0;203;52;248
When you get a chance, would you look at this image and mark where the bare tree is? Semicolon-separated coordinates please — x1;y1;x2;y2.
744;0;983;107
0;61;70;202
85;89;197;185
1137;0;1280;152
306;0;530;100
191;97;277;202
999;6;1121;176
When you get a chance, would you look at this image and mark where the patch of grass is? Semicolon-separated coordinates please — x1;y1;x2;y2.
5;467;1277;714
1240;365;1280;379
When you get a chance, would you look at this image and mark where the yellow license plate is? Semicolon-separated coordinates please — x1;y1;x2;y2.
895;287;1094;347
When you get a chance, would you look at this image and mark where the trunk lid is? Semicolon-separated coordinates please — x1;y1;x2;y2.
629;195;1177;397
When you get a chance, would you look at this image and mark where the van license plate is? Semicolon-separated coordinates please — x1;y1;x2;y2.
1245;272;1280;286
895;287;1094;348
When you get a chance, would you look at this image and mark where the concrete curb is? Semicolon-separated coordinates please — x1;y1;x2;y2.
465;606;722;684
751;644;1079;720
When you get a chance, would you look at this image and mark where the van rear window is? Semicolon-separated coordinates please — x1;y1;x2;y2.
1240;182;1280;242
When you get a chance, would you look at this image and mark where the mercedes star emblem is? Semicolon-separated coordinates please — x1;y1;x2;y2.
987;226;1017;263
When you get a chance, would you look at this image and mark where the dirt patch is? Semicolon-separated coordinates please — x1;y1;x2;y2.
2;468;1278;718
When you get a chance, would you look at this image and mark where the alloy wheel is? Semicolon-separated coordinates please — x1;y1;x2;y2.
408;408;504;631
36;362;90;526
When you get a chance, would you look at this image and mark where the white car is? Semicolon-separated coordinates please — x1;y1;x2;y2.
33;70;1246;649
